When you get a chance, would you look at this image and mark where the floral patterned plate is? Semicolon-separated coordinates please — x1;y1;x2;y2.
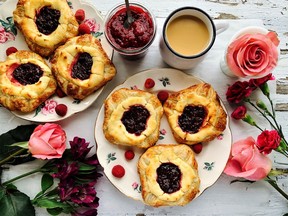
95;68;232;202
0;0;113;122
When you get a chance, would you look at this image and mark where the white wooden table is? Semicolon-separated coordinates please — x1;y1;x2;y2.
0;0;288;215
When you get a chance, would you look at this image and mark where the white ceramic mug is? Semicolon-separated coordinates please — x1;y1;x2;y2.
159;7;228;70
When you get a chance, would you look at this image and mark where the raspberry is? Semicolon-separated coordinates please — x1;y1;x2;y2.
112;165;125;178
124;150;135;160
56;87;66;98
192;143;203;154
6;47;18;56
75;9;85;23
157;90;169;104
55;104;68;116
144;78;155;89
78;23;90;35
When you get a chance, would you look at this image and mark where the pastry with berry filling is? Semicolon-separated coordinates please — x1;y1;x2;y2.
103;88;163;148
13;0;79;57
0;50;57;112
138;144;200;207
51;34;116;100
163;83;227;145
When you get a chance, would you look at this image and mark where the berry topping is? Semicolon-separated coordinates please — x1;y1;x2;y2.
55;104;68;117
121;105;150;136
75;9;85;23
178;105;207;134
144;78;155;89
156;163;181;194
71;52;93;80
112;165;125;178
56;87;67;98
78;23;91;35
124;150;135;160
6;47;18;56
157;90;169;104
36;6;60;35
192;143;203;154
13;63;43;85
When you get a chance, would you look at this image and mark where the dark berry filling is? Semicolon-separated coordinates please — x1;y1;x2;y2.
13;63;43;85
121;105;150;136
178;105;207;134
36;6;60;35
71;52;93;80
156;163;181;194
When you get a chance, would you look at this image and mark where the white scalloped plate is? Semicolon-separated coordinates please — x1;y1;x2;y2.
95;68;232;203
0;0;113;122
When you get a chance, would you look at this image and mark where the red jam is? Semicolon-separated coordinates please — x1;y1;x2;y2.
106;5;154;50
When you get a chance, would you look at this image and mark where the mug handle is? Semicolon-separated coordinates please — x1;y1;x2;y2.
215;21;229;35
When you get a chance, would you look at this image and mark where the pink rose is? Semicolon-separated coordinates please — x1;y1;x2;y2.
224;136;272;181
256;130;281;154
84;18;100;32
28;123;66;159
226;31;279;78
41;99;58;115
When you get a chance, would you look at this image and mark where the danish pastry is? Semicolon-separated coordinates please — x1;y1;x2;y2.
103;88;163;148
164;83;227;145
51;34;116;100
13;0;79;57
138;144;200;207
0;50;57;112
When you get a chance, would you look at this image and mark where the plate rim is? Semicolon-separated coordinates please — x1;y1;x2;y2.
94;67;232;204
0;0;114;122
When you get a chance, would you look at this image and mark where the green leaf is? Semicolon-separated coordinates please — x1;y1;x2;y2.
41;174;54;192
0;125;37;165
0;188;35;216
78;162;96;171
47;207;64;215
11;141;29;149
35;198;70;209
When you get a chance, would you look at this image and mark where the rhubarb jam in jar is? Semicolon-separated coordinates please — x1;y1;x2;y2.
104;2;156;59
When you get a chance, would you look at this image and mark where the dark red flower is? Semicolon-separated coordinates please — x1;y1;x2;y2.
72;209;97;216
231;105;247;120
70;137;92;160
249;73;275;89
256;130;281;154
226;81;253;103
52;161;79;180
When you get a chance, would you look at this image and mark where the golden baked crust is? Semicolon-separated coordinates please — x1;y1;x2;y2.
138;144;200;207
13;0;79;57
103;88;163;148
51;34;116;100
0;50;57;112
164;83;227;145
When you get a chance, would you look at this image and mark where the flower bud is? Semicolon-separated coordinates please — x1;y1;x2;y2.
260;82;270;97
242;114;256;126
256;100;268;111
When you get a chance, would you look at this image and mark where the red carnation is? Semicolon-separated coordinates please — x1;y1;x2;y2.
231;105;247;120
256;130;281;154
226;81;253;104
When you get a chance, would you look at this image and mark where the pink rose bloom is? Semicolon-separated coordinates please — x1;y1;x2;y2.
226;31;279;78
84;18;100;32
28;123;66;159
224;136;272;181
41;99;57;115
